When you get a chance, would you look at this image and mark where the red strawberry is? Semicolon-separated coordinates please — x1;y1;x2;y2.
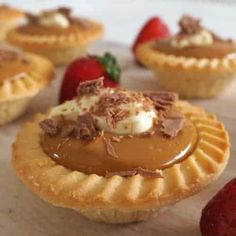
132;16;171;54
200;178;236;236
59;52;121;103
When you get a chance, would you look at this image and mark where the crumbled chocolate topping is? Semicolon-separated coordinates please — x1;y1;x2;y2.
77;78;104;97
144;91;178;111
58;7;71;20
105;108;129;129
60;124;79;138
159;110;185;138
105;167;162;178
26;12;38;24
39;118;60;136
179;15;202;35
103;137;118;158
94;90;152;129
76;113;100;141
26;7;73;25
40;113;100;141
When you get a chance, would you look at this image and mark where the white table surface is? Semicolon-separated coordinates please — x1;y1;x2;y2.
0;1;236;236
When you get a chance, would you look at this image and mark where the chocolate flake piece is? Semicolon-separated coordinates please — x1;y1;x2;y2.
39;119;60;136
179;15;202;35
76;113;100;141
105;108;129;129
26;12;38;24
105;167;163;178
135;167;163;178
159;110;185;138
40;113;100;141
110;136;121;142
144;91;178;111
105;170;137;178
103;138;118;158
77;78;104;97
60;124;79;138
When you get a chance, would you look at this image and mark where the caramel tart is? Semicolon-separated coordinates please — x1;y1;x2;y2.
136;15;236;98
0;48;54;125
7;7;104;65
13;78;229;223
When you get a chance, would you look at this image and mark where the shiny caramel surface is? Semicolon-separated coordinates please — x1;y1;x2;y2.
154;39;236;59
41;119;198;176
18;21;90;36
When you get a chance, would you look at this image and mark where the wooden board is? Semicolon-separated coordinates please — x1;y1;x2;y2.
0;42;235;236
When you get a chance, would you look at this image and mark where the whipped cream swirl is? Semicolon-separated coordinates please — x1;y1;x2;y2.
38;11;70;28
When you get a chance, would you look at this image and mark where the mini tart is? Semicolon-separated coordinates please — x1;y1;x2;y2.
0;50;54;125
136;41;236;98
7;12;104;66
12;101;229;224
0;5;25;41
136;15;236;98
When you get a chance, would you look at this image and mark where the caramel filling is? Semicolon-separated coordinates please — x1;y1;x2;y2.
18;20;91;36
0;50;29;83
154;39;236;59
41;118;197;176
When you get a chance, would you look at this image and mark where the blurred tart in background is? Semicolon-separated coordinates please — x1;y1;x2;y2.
0;47;54;125
13;78;229;224
0;5;25;41
7;7;104;66
136;15;236;98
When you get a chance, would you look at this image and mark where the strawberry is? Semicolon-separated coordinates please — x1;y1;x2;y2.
59;52;121;103
200;178;236;236
132;16;171;54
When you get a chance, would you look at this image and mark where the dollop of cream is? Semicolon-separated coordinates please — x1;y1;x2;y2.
171;29;213;48
39;12;70;28
49;89;157;135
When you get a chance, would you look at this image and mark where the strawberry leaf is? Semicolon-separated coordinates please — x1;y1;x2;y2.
97;52;121;82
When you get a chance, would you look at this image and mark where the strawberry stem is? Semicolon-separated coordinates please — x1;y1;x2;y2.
97;52;121;82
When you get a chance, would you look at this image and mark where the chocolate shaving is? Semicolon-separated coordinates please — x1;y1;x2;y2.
135;167;163;178
105;167;163;178
75;113;100;141
159;110;185;138
144;91;178;111
105;108;129;129
110;136;121;142
25;12;38;24
103;138;118;158
94;90;152;129
77;78;104;97
179;15;202;35
39;119;60;136
58;7;71;20
105;170;137;178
